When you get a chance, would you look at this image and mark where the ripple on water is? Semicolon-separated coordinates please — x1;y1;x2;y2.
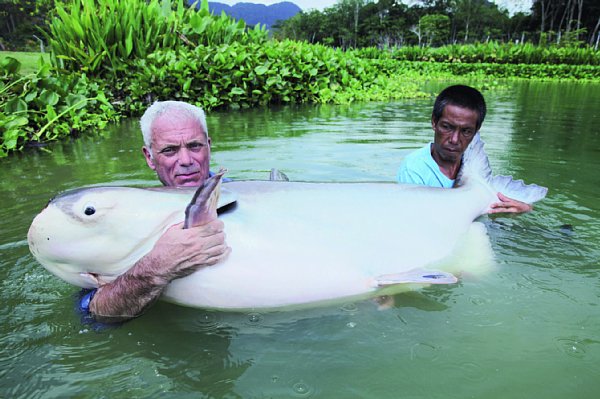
245;312;264;326
189;311;222;332
468;294;492;306
458;361;487;383
410;342;439;361
519;272;575;302
290;379;317;398
555;337;589;359
339;302;358;313
242;376;320;399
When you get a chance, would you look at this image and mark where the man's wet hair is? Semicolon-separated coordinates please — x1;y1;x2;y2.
140;101;208;149
432;85;487;130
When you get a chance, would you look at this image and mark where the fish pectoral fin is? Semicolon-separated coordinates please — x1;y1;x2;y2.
79;272;103;288
184;168;226;229
376;269;458;286
79;272;114;288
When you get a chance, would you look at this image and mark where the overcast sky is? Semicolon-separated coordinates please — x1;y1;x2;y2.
213;0;533;15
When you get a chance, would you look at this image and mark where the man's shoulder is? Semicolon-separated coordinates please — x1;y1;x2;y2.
402;143;432;167
398;143;453;188
398;143;432;185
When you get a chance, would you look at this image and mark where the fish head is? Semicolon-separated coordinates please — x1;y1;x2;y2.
27;186;184;288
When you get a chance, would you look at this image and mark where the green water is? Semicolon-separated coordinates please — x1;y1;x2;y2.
1;81;599;398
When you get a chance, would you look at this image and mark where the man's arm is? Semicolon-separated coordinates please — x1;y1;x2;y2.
89;219;230;323
488;192;533;214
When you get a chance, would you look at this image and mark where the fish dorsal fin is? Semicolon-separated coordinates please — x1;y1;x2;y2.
376;269;457;286
269;168;289;181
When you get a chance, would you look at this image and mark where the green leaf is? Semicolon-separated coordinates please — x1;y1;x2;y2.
5;116;29;129
65;94;88;109
0;57;21;74
183;78;193;92
126;26;134;57
254;65;269;75
39;90;60;106
46;105;58;123
2;130;20;150
4;98;28;113
24;91;38;102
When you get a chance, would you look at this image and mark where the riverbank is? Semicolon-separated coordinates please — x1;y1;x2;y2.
0;51;50;74
2;43;599;158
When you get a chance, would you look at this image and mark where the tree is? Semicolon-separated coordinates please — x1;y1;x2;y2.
355;0;411;47
531;0;600;45
419;13;450;46
451;0;483;43
0;0;54;50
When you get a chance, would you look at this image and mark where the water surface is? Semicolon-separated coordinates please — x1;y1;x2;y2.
1;81;599;398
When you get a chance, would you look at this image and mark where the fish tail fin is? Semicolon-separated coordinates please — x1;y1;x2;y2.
183;168;226;229
456;133;548;204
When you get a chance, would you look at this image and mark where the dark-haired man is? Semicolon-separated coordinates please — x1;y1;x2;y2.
397;85;531;214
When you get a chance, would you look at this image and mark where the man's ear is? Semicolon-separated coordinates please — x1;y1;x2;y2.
142;146;156;171
431;115;437;130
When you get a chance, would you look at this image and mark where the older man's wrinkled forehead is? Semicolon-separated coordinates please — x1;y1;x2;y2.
151;108;208;141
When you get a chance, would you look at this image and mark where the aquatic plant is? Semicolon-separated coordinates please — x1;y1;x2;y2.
46;0;268;76
116;39;428;113
356;42;600;66
0;57;117;157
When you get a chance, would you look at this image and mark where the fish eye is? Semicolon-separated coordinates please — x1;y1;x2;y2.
84;205;96;216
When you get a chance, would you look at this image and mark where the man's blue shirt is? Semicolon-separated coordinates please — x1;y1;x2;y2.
397;143;454;188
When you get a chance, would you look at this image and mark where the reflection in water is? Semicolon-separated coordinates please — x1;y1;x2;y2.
2;82;600;398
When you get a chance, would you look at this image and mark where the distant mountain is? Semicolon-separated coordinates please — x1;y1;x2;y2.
188;2;302;29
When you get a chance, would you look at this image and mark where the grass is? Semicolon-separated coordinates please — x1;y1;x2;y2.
0;51;50;75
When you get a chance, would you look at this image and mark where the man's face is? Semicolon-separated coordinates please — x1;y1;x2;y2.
431;104;479;164
142;112;210;187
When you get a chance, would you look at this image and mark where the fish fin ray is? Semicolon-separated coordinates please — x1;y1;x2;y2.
184;169;226;229
456;133;547;204
79;272;112;288
489;175;548;204
376;269;458;286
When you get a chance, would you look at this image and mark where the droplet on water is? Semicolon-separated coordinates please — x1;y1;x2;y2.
247;312;263;325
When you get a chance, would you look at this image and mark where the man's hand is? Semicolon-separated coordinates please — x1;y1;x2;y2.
488;192;532;214
149;219;230;281
89;219;230;322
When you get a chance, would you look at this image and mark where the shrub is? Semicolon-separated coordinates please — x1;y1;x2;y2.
0;57;117;156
